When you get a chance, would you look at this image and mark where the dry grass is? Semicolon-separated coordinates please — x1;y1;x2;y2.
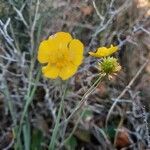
0;0;150;149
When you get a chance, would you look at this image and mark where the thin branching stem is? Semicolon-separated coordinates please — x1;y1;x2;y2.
106;59;149;129
49;81;68;150
60;74;105;148
65;75;104;124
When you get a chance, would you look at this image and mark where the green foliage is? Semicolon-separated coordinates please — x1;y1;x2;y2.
82;108;93;120
31;129;44;150
65;136;77;150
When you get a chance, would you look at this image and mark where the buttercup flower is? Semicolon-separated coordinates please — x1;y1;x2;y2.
98;57;121;75
89;45;118;58
38;32;84;80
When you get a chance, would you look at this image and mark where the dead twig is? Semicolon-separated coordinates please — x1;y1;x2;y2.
106;59;149;128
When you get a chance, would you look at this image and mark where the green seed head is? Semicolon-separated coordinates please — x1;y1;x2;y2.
99;57;121;75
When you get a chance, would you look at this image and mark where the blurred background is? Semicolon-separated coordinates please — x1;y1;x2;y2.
0;0;150;149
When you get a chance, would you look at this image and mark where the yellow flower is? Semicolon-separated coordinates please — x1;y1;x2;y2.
98;57;121;75
38;32;84;80
89;45;118;58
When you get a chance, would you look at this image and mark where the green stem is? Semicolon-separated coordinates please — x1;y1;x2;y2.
63;110;85;145
62;74;105;147
65;75;104;123
15;68;41;150
49;82;68;150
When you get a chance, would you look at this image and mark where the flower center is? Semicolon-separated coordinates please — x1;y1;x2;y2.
55;51;71;68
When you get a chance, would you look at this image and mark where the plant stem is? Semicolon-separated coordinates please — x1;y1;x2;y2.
15;68;41;150
49;82;68;150
65;75;104;124
61;75;104;147
63;110;85;145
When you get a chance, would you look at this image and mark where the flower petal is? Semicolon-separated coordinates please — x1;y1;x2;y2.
59;64;77;80
48;32;73;52
38;39;55;63
42;64;59;79
88;51;101;57
54;32;72;43
69;39;84;65
109;45;118;54
97;47;110;57
49;32;72;46
89;45;118;58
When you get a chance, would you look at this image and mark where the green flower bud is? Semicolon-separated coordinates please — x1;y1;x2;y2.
98;57;121;75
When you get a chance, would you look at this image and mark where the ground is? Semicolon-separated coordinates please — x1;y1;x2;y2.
0;0;150;150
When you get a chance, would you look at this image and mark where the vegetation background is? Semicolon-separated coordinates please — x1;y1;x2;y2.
0;0;150;149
